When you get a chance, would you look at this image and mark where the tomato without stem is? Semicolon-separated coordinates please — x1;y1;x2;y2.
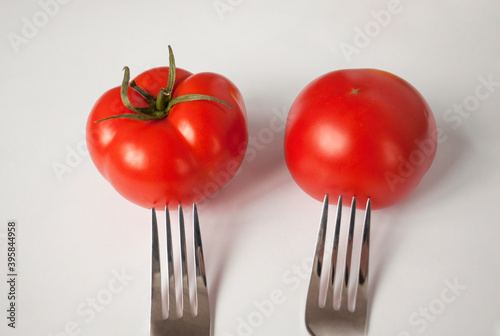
284;69;437;210
86;47;248;209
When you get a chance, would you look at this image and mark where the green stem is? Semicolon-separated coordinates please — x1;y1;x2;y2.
130;80;156;105
165;45;176;95
120;67;155;115
95;45;232;123
166;94;232;111
95;113;161;123
156;89;170;111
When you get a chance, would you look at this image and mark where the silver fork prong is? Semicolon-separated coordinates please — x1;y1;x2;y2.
193;204;207;316
351;198;371;313
151;207;171;321
165;206;176;319
317;194;329;278
359;199;371;285
316;194;329;305
330;195;342;310
151;208;162;317
306;194;329;310
340;197;356;311
151;208;160;274
178;204;191;317
345;197;356;285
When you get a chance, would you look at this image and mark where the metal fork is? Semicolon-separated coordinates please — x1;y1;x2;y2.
305;194;371;335
150;204;211;336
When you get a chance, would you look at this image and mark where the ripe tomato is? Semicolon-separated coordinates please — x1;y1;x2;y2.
86;47;248;209
284;69;437;210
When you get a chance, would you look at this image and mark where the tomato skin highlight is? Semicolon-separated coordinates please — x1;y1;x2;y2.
86;67;248;209
284;69;437;210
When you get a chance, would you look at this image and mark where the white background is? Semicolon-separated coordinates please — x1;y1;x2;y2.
1;0;500;335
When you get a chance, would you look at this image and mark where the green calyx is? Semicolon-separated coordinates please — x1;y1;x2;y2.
95;45;232;123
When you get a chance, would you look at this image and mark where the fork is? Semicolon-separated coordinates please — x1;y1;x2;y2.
305;194;371;335
150;204;211;336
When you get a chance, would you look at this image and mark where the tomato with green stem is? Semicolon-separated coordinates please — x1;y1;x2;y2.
86;46;248;209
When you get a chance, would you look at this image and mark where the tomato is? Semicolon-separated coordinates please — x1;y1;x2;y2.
86;47;248;209
284;69;437;210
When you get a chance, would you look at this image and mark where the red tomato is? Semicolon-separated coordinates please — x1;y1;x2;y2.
86;47;248;209
284;69;437;210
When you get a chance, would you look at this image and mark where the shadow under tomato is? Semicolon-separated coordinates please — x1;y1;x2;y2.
398;119;471;211
196;98;293;306
367;118;472;305
199;99;292;212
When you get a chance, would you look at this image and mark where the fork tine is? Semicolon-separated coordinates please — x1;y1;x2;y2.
317;194;329;276
351;198;371;313
308;194;329;306
151;208;162;318
330;195;343;310
338;197;356;311
178;205;191;317
193;204;207;285
151;207;171;321
165;206;176;319
193;204;208;316
359;199;371;285
345;197;356;286
151;208;160;275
